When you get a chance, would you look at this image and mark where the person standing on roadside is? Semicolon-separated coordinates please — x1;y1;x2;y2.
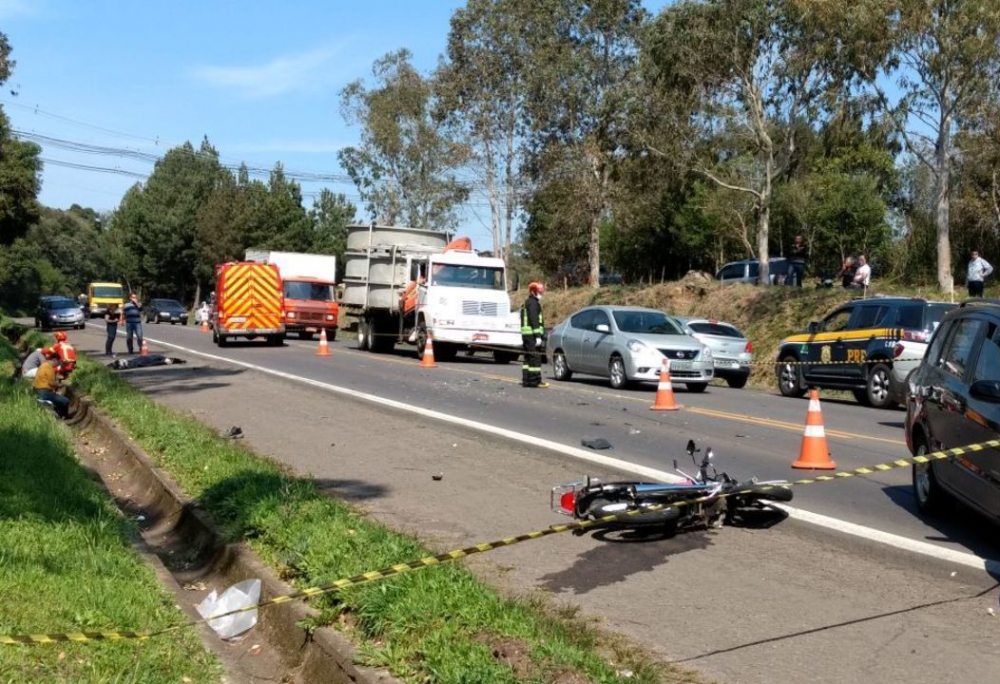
967;249;993;298
520;282;549;388
787;235;807;287
122;292;144;354
851;255;871;289
105;303;121;355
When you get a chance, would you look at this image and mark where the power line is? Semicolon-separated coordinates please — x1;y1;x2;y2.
2;99;162;144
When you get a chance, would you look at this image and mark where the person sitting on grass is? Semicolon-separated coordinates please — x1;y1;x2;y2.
33;358;71;419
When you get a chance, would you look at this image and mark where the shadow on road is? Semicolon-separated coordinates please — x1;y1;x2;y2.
108;364;246;396
882;484;1000;573
669;582;999;665
538;529;717;594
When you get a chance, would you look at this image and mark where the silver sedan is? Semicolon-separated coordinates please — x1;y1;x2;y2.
547;305;713;391
673;316;753;389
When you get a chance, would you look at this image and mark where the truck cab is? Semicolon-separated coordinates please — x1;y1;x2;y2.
414;250;522;360
86;282;125;318
282;277;339;341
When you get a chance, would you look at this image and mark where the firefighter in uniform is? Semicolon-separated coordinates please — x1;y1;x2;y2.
520;282;548;388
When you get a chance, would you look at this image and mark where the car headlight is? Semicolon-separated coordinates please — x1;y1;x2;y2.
702;347;713;361
626;339;646;353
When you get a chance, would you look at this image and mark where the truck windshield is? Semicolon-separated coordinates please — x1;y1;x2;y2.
430;265;504;290
92;286;123;298
284;281;335;301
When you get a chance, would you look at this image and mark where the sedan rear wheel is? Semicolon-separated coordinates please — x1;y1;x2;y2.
912;439;948;515
609;355;629;389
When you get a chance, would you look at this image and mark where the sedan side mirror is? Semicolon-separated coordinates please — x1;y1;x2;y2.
807;321;821;333
969;379;1000;403
595;323;610;334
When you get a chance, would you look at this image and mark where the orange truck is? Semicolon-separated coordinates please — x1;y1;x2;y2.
211;261;285;347
245;250;339;341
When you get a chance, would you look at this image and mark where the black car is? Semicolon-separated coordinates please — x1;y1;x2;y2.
34;296;85;331
776;296;955;408
145;298;188;324
905;299;1000;524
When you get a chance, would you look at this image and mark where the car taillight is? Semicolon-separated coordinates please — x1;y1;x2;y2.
902;330;928;342
745;341;753;353
560;491;576;513
893;343;905;358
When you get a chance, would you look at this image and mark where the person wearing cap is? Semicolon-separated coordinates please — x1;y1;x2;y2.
21;346;57;380
33;357;70;418
520;282;549;388
122;292;144;354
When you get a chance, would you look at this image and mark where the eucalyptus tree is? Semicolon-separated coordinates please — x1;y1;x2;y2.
339;49;470;232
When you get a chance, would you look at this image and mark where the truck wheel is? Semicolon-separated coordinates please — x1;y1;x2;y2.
416;324;428;359
435;343;457;361
357;319;370;351
327;328;337;342
493;350;518;365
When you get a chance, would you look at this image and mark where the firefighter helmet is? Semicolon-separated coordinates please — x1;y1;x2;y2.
528;281;546;295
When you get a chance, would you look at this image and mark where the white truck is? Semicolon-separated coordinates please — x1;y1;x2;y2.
340;223;523;363
245;250;340;340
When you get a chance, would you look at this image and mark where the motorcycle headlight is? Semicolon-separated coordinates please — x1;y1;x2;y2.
626;339;646;353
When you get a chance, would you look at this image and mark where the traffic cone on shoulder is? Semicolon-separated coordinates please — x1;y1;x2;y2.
792;389;836;469
650;359;680;411
200;318;210;332
140;339;149;357
420;331;437;368
316;328;331;356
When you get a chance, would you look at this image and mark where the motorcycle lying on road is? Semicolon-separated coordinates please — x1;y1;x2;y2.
550;440;794;536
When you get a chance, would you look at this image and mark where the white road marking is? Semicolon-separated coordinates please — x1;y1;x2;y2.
104;331;1000;576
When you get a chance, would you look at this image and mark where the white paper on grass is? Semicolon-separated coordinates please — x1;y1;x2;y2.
196;578;262;640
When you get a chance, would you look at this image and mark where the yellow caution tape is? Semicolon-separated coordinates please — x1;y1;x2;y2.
5;437;995;646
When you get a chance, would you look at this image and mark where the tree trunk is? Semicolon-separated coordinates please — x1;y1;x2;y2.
935;125;953;293
757;155;773;286
588;207;601;289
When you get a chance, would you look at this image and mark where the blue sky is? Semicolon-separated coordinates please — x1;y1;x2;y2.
1;0;668;248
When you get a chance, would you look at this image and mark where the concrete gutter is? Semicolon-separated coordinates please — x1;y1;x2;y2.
70;396;397;684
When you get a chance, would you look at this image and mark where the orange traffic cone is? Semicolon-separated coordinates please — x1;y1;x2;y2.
140;339;150;357
316;328;331;356
792;389;836;469
200;318;210;332
650;359;680;411
420;331;437;368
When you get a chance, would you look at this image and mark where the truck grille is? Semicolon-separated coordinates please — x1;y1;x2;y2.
462;301;502;317
300;312;325;321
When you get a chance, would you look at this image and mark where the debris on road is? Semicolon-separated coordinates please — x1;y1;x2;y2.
581;437;612;450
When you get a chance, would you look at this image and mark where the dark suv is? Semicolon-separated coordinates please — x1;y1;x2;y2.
776;296;955;408
905;299;1000;524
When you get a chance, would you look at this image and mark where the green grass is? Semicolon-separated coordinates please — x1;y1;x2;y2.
63;332;698;683
0;320;223;684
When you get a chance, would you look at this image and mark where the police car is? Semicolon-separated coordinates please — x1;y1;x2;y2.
776;297;955;409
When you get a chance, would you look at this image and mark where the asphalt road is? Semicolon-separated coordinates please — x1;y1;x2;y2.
49;319;1000;684
80;319;1000;563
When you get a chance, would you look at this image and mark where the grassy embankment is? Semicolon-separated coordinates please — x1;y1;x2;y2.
47;322;703;684
0;317;223;684
542;278;966;389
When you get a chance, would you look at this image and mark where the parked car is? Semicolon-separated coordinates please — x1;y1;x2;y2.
145;298;189;325
673;316;753;388
34;296;85;331
716;258;789;285
546;305;714;391
905;299;1000;524
776;296;956;408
